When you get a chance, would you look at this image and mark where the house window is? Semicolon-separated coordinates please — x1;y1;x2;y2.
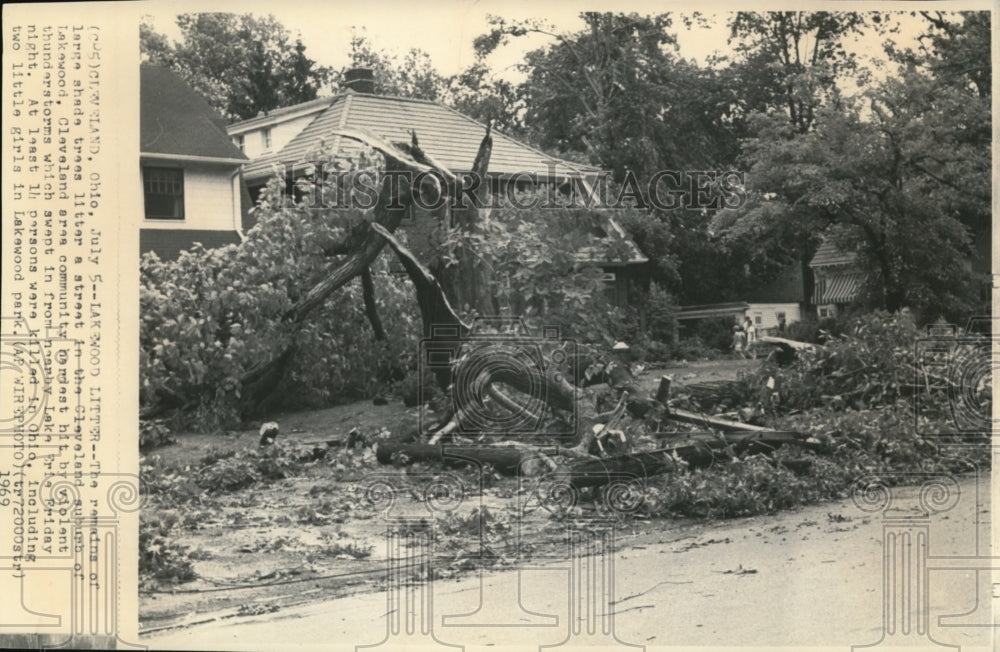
819;308;829;318
602;272;617;305
234;134;245;152
143;167;184;220
262;128;272;151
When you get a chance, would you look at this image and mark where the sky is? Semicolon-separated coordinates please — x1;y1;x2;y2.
139;0;981;89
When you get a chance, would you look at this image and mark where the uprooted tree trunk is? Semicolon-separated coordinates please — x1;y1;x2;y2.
433;125;499;318
375;429;822;484
374;220;633;457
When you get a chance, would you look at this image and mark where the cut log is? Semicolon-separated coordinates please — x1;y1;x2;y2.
566;430;820;487
666;407;774;433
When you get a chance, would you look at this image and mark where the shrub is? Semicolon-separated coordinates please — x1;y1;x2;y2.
672;336;726;361
746;310;920;413
643;282;679;345
194;443;308;493
139;419;175;452
139;510;197;583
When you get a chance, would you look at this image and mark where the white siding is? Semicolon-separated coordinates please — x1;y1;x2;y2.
142;163;239;231
745;303;802;331
241;115;315;159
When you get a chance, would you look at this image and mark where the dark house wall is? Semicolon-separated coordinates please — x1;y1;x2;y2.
745;263;805;304
140;229;241;261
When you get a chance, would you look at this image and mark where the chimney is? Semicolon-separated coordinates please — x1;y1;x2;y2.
343;67;375;94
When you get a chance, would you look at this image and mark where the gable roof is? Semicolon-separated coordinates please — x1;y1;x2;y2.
140;63;247;162
230;91;602;181
810;236;860;268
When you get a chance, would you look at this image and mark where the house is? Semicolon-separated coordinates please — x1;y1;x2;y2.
809;237;869;318
676;263;805;339
742;263;806;330
226;68;648;310
676;298;801;337
140;63;249;260
810;226;992;318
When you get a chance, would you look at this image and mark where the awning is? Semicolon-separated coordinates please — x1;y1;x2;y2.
817;273;865;304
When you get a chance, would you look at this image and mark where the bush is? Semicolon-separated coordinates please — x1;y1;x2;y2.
746;310;919;412
139;419;175;452
678;316;736;355
140;510;196;583
193;443;309;492
672;336;726;361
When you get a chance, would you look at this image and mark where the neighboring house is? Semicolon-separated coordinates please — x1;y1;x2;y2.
811;226;992;318
677;299;801;336
140;63;248;260
226;68;648;310
809;237;868;318
677;265;805;338
742;263;805;330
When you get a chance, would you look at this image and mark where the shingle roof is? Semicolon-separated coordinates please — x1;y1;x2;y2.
226;96;334;132
810;237;859;268
140;64;247;162
236;91;601;181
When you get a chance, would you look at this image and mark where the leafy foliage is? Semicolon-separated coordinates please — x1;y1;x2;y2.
477;12;742;182
141;13;332;121
140;510;197;583
427;191;637;346
725;11;873;133
139;419;176;452
140;170;420;430
746;310;919;413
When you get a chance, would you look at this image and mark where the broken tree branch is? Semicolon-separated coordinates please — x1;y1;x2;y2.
360;267;386;341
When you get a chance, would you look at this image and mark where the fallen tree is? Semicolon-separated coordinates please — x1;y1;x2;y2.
141;129;446;419
374;429;822;486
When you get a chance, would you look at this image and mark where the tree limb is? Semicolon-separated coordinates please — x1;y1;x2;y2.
360;267;385;340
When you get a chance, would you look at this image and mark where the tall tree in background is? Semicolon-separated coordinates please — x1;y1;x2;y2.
344;30;448;100
475;12;741;181
725;11;872;133
447;63;524;135
141;13;332;121
712;11;878;309
472;12;751;306
713;12;990;320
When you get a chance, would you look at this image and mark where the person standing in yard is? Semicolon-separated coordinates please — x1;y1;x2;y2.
744;317;757;359
732;325;747;359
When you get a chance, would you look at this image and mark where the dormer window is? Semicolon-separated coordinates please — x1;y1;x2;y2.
234;134;245;152
262;128;272;151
